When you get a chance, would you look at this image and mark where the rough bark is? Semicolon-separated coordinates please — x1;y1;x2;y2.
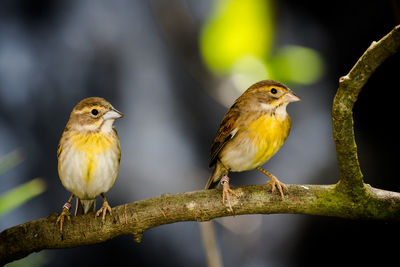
332;25;400;191
1;184;400;265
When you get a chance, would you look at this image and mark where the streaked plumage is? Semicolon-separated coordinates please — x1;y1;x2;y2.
205;80;300;211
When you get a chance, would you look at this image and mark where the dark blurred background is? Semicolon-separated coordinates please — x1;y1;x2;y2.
0;0;399;266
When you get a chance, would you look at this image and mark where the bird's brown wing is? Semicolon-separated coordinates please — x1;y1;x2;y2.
209;109;240;167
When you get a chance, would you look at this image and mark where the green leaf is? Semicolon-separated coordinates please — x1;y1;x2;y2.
0;178;46;217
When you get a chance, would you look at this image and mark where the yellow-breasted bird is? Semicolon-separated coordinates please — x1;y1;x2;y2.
205;80;300;211
56;97;123;233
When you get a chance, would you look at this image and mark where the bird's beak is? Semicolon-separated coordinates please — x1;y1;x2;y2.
103;108;124;120
285;92;301;102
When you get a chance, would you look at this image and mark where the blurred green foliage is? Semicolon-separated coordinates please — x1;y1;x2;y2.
200;0;323;88
201;0;273;74
0;150;23;176
270;45;324;84
0;177;46;216
0;150;46;217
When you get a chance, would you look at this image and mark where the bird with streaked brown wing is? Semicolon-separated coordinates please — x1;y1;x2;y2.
206;80;300;211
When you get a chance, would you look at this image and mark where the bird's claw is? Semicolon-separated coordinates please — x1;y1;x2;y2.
56;204;71;233
221;176;239;213
267;176;288;200
95;200;112;222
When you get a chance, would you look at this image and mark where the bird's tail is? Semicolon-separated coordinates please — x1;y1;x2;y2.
205;161;227;189
75;198;96;215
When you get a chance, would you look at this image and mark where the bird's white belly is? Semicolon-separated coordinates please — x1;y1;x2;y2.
220;134;259;172
59;146;119;200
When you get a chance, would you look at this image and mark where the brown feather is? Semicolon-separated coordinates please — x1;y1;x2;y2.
209;108;240;167
205;160;227;189
208;80;295;168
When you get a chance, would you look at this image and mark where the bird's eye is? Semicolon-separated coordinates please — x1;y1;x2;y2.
91;109;99;116
270;88;278;94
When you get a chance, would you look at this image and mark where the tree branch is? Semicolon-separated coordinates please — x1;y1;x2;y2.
1;24;400;266
1;184;400;265
332;25;400;191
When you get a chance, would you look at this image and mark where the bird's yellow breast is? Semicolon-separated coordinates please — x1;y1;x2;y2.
247;114;291;166
70;132;115;154
69;132;116;182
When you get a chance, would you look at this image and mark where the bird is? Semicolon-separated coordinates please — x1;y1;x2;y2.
205;80;300;211
56;97;123;233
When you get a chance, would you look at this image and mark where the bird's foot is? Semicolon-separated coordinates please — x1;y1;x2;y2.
221;176;239;213
56;202;72;233
266;175;288;200
95;199;112;222
257;167;288;200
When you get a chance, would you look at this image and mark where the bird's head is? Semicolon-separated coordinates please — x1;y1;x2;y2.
241;80;300;116
67;97;123;133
